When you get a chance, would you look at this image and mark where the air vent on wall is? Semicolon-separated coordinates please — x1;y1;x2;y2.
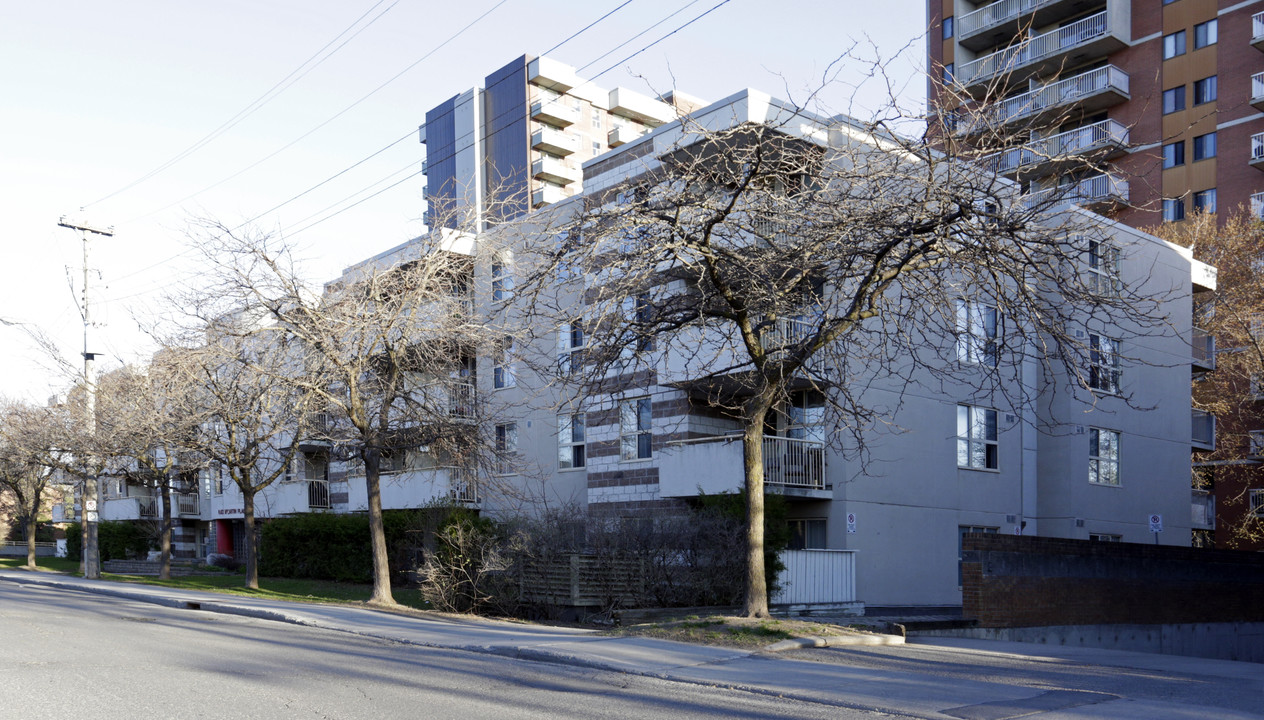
1075;518;1085;528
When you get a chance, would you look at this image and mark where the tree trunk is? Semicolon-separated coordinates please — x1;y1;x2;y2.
159;479;172;580
243;491;258;590
742;404;771;618
363;450;395;605
24;512;37;570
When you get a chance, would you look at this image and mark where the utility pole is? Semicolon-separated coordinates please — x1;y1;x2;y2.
58;216;112;580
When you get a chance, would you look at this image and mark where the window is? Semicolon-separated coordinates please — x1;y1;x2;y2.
1163;30;1185;59
621;294;654;355
557;321;585;373
1193;188;1217;214
788;519;827;550
785;391;826;443
493;336;515;389
943;63;955;84
1193;76;1216;105
491;254;513;302
495;423;517;474
956;299;1001;367
957;405;998;470
558;412;586;470
1250;488;1264;517
1163;198;1186;222
1086;239;1121;295
1089;334;1120;393
592;140;602;155
591;109;602;128
1162;141;1184;169
1194;19;1217;48
1192;132;1216;161
620;397;652;460
942;16;953;39
1089;428;1120;485
1162;86;1185;114
958;525;997;585
1089;533;1121;542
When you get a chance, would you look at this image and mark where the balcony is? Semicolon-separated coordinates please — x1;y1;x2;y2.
607;124;644;148
984;118;1127;179
532;184;567;208
1254;12;1264;52
1251;430;1264;459
1191;489;1215;530
1252;132;1264;171
1023;173;1128;213
1192;327;1215;374
1252;192;1264;221
608;87;675;126
956;65;1129;136
530;98;580;127
659;434;830;500
1253;73;1264;112
958;12;1127;94
958;0;1110;52
531;127;578;156
444;466;479;504
174;493;200;517
100;495;158;522
308;480;331;510
532;156;581;185
758;315;816;353
1192;410;1215;451
528;56;578;93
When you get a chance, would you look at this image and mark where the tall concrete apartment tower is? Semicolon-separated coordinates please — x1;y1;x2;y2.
928;0;1264;226
419;55;691;232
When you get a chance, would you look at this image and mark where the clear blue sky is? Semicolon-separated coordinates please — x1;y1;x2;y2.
0;0;927;401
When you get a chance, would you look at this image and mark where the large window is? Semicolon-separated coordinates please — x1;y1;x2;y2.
788;519;827;549
495;423;517;475
491;254;513;302
1193;19;1217;49
620;397;653;460
955;299;1001;367
1162;86;1185;115
1162;141;1184;169
1163;30;1186;59
1193;188;1217;214
558;320;585;373
957;405;998;470
493;336;515;389
1163;198;1185;223
942;15;953;39
558;413;586;470
1086;239;1121;295
1192;132;1216;161
1193;76;1217;105
1089;428;1120;486
1089;334;1120;393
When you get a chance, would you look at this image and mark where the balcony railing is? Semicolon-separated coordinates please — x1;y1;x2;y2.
444;466;479;504
1023;173;1128;212
958;0;1102;50
1252;132;1264;168
986;119;1127;177
763;436;825;489
174;493;199;517
1251;430;1264;459
1192;327;1215;372
139;496;158;519
447;381;476;419
308;480;331;510
1253;73;1264;111
959;11;1120;89
1254;12;1264;51
758;315;816;351
957;65;1129;136
1192;410;1216;449
1252;192;1264;221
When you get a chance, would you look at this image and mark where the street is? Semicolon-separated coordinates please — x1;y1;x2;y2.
1;579;1260;719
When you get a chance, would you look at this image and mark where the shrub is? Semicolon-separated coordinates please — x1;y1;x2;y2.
259;509;441;584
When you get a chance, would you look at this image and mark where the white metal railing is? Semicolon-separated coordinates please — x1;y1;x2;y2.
308;480;331;509
988;119;1127;174
1023;173;1127;211
139;497;158;519
772;549;856;605
958;0;1086;39
447;381;476;419
961;66;1128;134
444;466;479;503
1252;132;1264;162
1192;410;1215;447
1254;73;1264;103
1252;192;1264;220
763;436;825;489
1255;12;1264;43
175;493;199;516
960;11;1110;86
758;315;816;350
1251;430;1264;458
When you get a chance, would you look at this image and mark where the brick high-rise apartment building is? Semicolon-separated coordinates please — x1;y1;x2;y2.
928;0;1264;226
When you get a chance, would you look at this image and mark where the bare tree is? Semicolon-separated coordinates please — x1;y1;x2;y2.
0;399;62;569
186;224;504;606
512;95;1176;617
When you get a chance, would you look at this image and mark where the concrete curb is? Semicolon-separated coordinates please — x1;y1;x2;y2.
764;632;905;652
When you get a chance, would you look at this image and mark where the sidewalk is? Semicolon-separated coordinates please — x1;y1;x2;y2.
3;568;1260;719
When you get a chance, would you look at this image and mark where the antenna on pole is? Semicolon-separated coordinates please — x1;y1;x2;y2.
58;215;112;580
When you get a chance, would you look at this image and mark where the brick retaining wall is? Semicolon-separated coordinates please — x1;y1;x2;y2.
962;534;1264;627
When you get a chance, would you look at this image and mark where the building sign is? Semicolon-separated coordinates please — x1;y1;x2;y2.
846;512;857;534
1149;514;1163;533
218;508;244;517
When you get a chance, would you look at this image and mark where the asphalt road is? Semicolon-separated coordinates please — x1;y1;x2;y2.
0;583;859;720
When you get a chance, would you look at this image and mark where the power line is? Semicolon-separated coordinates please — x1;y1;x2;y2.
588;0;735;81
86;0;400;210
541;0;636;56
577;0;702;73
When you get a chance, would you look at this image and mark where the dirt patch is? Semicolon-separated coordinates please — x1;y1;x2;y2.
609;614;871;649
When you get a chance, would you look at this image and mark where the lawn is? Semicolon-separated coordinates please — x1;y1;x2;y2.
0;556;429;610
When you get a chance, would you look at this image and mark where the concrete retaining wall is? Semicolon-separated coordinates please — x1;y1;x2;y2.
915;622;1264;664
